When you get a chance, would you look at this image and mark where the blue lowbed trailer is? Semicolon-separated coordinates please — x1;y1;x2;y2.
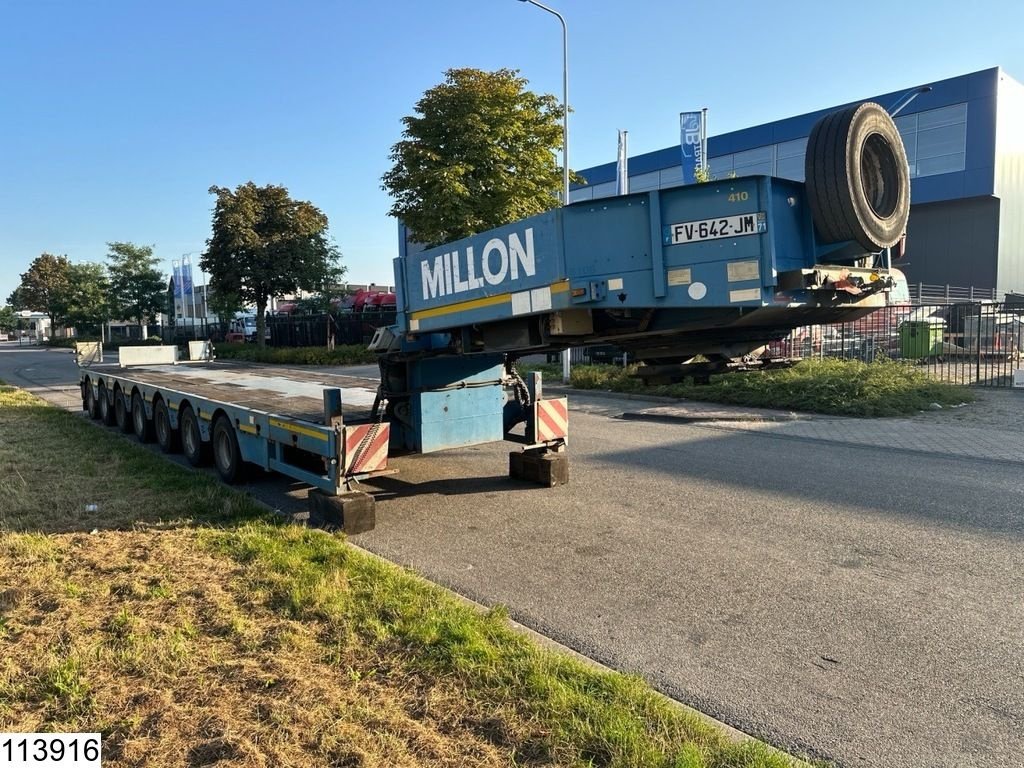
78;101;911;532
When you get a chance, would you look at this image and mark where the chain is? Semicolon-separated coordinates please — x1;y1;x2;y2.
509;361;531;409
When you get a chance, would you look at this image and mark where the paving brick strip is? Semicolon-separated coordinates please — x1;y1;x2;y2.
550;385;1024;465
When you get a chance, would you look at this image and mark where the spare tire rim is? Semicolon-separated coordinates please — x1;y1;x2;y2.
861;133;900;220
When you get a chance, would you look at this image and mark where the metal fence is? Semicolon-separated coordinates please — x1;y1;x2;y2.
267;312;395;347
768;302;1024;388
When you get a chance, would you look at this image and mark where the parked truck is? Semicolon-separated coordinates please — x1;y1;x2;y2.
78;101;911;532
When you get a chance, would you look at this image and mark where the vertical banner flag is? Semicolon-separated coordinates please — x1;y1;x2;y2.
616;130;629;195
680;111;704;183
172;261;183;314
180;256;194;297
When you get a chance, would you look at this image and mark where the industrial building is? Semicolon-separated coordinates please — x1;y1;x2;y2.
573;67;1024;297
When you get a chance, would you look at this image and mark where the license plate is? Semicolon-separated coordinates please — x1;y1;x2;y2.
664;212;767;245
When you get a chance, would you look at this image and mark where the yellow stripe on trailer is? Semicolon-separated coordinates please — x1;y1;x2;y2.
409;280;570;322
268;417;329;442
238;424;258;435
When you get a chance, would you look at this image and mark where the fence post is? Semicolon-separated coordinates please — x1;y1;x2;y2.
945;284;950;303
975;303;982;386
917;282;923;303
969;286;974;301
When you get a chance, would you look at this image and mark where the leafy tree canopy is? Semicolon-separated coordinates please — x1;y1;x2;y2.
0;305;15;332
382;67;580;247
64;262;110;333
201;182;340;346
10;253;72;325
106;242;166;328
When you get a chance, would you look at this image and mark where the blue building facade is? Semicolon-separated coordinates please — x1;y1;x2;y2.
573;67;1024;296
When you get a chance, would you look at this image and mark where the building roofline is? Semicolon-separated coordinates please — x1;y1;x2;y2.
575;66;1006;188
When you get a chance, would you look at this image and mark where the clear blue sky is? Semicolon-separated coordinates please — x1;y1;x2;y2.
2;0;1023;304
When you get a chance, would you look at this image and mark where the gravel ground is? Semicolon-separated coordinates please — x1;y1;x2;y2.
912;386;1024;430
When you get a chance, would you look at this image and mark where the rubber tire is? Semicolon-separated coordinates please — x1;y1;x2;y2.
153;399;180;454
98;383;116;426
805;101;910;251
84;382;100;420
132;391;155;443
114;389;133;434
212;415;245;484
180;405;211;467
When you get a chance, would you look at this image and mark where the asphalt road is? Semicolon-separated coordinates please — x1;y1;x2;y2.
2;342;1022;767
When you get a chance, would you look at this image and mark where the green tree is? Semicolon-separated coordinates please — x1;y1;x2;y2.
10;253;72;327
201;182;339;347
106;242;166;332
64;262;110;335
382;67;579;247
5;287;24;310
0;305;15;333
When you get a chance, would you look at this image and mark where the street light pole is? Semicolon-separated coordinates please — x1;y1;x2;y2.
518;0;569;206
518;0;571;381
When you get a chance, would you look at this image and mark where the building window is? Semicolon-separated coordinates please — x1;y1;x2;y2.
732;145;774;176
775;137;808;181
896;102;967;178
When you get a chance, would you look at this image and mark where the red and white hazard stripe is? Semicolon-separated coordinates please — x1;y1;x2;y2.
534;398;568;442
342;423;390;474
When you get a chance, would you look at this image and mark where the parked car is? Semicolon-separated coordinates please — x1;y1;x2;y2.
226;314;270;343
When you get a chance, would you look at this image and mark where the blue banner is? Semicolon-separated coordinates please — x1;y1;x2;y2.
173;262;184;305
680;111;704;184
180;259;194;296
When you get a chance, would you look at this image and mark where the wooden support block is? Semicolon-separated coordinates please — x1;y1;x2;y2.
508;451;569;487
308;489;376;533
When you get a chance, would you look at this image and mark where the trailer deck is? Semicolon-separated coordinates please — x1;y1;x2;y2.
79;353;391;532
85;361;380;423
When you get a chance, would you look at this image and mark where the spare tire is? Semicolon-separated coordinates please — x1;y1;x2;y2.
805;101;910;251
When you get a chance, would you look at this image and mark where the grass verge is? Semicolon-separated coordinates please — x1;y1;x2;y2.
213;342;377;366
525;359;973;417
43;337;166;350
0;385;809;767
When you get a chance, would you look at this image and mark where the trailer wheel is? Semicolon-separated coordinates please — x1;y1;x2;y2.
84;382;100;420
153;400;180;454
98;383;116;426
180;405;210;467
805;101;910;251
114;389;133;434
131;391;155;443
212;415;244;484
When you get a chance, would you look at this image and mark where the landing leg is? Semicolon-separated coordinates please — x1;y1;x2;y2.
509;445;569;487
308;489;377;534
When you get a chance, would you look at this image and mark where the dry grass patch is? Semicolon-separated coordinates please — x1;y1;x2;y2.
0;530;519;767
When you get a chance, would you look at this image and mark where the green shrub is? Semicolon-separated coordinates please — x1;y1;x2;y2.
213;343;377;366
565;359;973;417
44;337;165;350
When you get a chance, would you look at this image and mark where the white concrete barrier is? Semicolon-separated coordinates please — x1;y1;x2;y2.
119;345;179;367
